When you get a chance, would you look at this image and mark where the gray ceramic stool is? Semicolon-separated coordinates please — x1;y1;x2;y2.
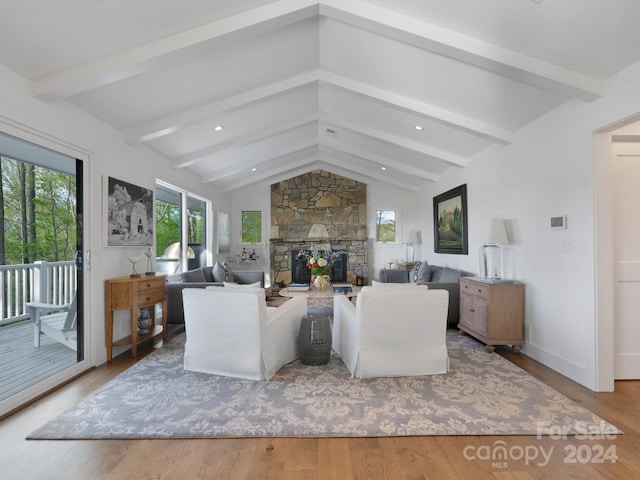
298;314;332;365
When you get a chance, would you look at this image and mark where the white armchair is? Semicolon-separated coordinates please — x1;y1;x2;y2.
182;287;307;380
333;286;449;379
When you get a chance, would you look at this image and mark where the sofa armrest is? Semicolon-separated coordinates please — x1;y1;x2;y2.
332;295;359;373
166;282;215;324
419;282;461;326
263;296;307;378
231;270;265;287
379;269;410;283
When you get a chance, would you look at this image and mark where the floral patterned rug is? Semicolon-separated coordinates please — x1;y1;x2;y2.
28;332;621;439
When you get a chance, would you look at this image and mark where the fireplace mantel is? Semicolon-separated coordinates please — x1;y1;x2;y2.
270;237;368;286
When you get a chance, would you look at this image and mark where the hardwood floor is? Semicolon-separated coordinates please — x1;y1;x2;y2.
1;331;639;480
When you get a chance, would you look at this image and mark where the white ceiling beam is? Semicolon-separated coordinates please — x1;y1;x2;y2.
125;70;320;143
173;113;320;169
201;139;318;183
226;158;420;196
32;0;602;105
138;68;507;148
321;113;467;168
319;0;603;101
222;158;323;193
319;138;439;182
319;71;513;145
317;155;420;192
31;0;320;102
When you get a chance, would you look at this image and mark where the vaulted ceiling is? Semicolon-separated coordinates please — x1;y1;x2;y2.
2;0;640;194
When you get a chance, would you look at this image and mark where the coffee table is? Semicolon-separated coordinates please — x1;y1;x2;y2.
280;286;360;317
279;286;361;298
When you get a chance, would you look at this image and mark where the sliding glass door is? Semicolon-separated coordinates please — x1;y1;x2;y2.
0;131;85;414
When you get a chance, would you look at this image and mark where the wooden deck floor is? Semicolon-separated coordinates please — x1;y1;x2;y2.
0;320;76;401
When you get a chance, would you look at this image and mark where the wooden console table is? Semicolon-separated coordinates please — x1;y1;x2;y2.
458;277;524;353
105;274;167;361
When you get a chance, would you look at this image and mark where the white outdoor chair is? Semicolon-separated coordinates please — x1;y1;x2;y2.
26;293;77;351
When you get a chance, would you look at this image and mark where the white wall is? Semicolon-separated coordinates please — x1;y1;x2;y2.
366;186;420;282
0;64;227;367
412;59;640;390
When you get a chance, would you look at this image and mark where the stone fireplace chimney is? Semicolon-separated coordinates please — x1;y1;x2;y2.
270;170;368;286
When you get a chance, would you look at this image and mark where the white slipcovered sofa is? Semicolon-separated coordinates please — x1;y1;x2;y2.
182;286;307;380
332;286;449;379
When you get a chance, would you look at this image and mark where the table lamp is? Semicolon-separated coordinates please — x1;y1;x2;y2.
406;230;420;263
479;219;509;280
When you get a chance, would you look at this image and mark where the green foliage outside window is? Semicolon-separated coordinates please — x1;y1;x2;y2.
242;210;262;243
155;199;180;256
0;156;76;265
376;210;396;242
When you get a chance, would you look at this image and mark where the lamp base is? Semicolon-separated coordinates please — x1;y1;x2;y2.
479;244;502;280
406;244;415;263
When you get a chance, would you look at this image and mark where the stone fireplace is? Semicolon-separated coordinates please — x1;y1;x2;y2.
290;249;348;284
270;170;368;286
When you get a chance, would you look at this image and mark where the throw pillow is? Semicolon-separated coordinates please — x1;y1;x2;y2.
181;268;206;282
429;266;444;282
223;281;262;288
202;266;214;282
438;267;462;283
416;261;433;283
412;261;422;282
211;262;226;282
221;262;233;282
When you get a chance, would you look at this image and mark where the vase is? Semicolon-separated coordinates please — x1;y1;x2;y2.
137;306;153;335
313;275;330;291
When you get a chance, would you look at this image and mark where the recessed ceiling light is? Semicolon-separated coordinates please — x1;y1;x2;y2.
251;167;257;172
380;166;387;171
413;125;423;131
213;125;224;132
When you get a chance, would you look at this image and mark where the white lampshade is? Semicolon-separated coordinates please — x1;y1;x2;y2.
407;230;420;244
485;218;509;245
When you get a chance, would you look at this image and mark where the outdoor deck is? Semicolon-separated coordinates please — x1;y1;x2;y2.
0;320;76;402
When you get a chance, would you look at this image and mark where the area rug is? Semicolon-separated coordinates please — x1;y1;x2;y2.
27;332;621;439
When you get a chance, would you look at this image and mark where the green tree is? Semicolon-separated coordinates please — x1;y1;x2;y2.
155;199;180;256
0;156;76;265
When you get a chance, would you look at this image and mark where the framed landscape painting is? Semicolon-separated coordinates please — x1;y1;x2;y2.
433;184;468;254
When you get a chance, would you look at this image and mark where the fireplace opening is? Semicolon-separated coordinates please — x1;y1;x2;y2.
291;249;347;284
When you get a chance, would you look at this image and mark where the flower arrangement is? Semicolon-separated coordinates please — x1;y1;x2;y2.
297;243;346;277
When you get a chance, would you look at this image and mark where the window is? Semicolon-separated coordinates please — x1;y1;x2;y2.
241;210;262;243
156;181;210;273
375;210;397;242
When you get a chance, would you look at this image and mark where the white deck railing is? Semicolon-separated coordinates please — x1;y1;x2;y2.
0;261;76;326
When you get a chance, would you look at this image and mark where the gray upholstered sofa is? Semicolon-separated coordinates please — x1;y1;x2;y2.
378;262;471;327
166;263;265;324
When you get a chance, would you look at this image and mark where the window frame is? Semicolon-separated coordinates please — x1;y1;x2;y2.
155;180;212;272
374;208;401;244
239;206;266;246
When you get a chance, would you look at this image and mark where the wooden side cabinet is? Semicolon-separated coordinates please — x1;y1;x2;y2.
458;277;524;353
105;274;167;361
